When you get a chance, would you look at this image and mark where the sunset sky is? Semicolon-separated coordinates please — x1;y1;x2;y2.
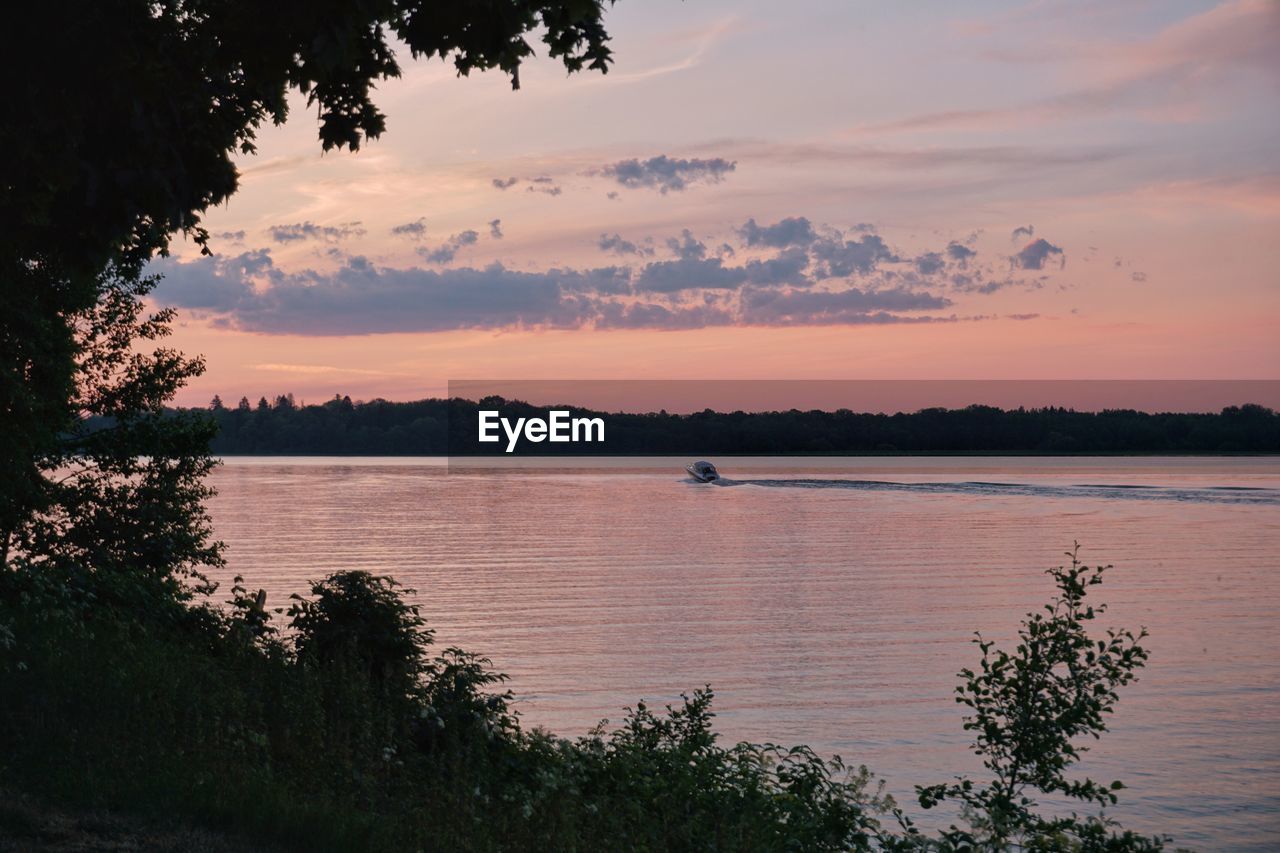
154;0;1280;406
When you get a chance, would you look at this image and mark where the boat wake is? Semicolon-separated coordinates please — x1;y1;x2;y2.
687;477;1280;506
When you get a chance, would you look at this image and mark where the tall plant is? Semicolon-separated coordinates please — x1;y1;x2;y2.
3;260;222;619
891;544;1164;850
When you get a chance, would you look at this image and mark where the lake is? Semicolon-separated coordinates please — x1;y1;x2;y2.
206;456;1280;850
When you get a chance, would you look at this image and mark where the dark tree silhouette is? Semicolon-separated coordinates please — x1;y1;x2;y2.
1;2;618;563
191;395;1280;455
4;262;223;610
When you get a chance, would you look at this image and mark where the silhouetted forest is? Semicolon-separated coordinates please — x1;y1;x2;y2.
192;394;1280;455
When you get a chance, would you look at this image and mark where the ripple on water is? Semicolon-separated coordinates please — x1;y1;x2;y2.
207;456;1280;850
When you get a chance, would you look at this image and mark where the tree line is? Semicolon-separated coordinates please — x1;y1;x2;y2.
196;394;1280;455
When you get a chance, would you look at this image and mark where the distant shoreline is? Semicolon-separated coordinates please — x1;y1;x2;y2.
182;397;1280;456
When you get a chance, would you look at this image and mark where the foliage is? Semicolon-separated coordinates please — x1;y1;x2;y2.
542;689;884;850
289;571;433;694
897;544;1165;851
1;261;223;623
225;574;280;650
0;547;1172;851
0;0;619;590
417;647;520;752
3;1;615;268
194;393;1280;455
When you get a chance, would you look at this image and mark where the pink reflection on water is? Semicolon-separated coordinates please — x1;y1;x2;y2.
206;457;1280;849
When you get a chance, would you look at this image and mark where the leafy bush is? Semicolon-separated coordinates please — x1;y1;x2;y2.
893;544;1165;851
0;547;1169;851
288;571;432;694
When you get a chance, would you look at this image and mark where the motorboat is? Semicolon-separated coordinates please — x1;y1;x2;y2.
686;460;720;482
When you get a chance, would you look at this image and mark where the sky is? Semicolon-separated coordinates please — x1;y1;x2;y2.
154;0;1280;407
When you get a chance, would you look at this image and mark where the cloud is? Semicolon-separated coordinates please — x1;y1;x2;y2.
1131;271;1148;282
152;254;963;334
743;249;811;286
634;257;748;293
740;286;953;326
417;230;480;264
737;217;818;248
488;219;504;239
597;233;652;257
526;178;563;196
152;209;1065;334
1011;225;1035;241
856;1;1280;136
267;221;366;243
914;252;946;275
666;229;708;261
945;241;977;267
599;155;737;193
1012;238;1066;270
152;245;952;333
1006;313;1040;321
810;234;899;278
601;16;740;86
552;265;634;297
594;301;735;330
153;252;603;334
391;218;427;239
151;249;267;311
633;248;813;293
953;274;1043;294
493;175;563;195
152;251;742;332
213;230;246;243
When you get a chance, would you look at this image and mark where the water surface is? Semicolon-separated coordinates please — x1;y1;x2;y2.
207;456;1280;849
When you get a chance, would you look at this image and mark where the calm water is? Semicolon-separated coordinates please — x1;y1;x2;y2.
206;457;1280;849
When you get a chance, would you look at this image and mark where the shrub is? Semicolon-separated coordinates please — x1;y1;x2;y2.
288;571;432;696
896;543;1165;850
0;547;1169;851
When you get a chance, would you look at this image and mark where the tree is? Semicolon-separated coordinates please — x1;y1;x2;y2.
288;570;434;701
898;545;1164;850
1;1;619;575
2;260;222;616
4;2;615;268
